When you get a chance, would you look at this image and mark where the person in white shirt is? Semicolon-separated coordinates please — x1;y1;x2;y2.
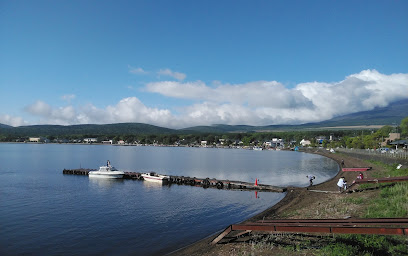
337;177;345;192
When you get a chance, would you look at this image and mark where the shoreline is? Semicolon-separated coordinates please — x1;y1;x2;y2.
170;148;372;255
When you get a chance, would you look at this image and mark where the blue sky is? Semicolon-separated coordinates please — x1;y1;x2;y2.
1;0;407;128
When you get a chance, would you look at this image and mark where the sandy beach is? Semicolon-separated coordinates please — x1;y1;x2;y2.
171;149;407;255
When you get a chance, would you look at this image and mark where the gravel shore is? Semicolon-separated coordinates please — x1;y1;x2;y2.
170;149;395;256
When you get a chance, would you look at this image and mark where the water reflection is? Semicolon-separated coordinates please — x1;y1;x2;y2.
88;177;124;189
141;180;172;190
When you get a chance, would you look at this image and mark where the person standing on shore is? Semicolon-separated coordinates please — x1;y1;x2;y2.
357;172;364;180
337;177;345;192
306;175;315;186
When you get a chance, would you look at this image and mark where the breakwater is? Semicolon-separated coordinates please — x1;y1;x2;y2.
62;168;286;193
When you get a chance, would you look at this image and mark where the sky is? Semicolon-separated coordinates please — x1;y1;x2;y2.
1;0;407;128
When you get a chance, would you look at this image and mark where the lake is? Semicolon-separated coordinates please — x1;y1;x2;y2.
0;144;339;255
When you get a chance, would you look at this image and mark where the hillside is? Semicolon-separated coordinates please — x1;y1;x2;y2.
0;123;177;137
0;123;12;129
184;99;408;133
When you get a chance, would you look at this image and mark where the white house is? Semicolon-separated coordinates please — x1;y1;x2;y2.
29;137;41;142
264;138;285;148
83;138;98;143
300;139;311;147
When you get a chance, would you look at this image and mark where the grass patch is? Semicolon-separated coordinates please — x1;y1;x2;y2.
366;161;408;178
342;196;365;205
318;234;408;256
361;162;408;218
320;161;408;255
364;182;408;218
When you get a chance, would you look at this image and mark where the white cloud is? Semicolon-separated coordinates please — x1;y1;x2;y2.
22;97;177;127
61;94;76;102
25;100;52;116
9;69;408;128
24;101;77;125
128;66;148;74
146;69;408;126
0;114;26;127
146;80;314;109
157;68;186;81
295;69;408;120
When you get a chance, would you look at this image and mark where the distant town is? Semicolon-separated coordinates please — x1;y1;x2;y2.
4;124;407;154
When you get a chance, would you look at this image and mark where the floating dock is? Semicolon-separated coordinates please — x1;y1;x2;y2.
62;169;286;193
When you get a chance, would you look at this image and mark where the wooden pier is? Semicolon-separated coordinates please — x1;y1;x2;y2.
62;169;286;193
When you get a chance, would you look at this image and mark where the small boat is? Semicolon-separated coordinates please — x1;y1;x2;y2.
253;146;263;151
89;161;124;179
141;172;169;183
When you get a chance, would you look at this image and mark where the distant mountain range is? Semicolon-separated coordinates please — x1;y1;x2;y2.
1;99;407;136
0;123;12;129
182;99;408;133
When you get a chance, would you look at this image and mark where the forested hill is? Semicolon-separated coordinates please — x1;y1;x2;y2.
0;123;12;129
0;123;177;136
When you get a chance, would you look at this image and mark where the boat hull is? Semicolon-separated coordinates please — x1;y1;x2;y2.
89;171;124;179
141;174;169;183
89;173;124;179
88;163;125;179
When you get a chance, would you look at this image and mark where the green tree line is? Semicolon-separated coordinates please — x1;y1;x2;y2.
1;117;407;148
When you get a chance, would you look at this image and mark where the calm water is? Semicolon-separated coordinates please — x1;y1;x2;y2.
0;144;339;255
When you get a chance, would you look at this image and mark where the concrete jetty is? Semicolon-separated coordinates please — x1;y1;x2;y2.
62;169;286;193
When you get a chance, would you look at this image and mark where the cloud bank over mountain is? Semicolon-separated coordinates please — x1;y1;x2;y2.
1;69;407;128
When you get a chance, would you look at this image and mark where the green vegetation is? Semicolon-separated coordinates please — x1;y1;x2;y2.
1;115;407;148
401;117;408;137
318;235;407;256
320;163;408;256
364;183;408;218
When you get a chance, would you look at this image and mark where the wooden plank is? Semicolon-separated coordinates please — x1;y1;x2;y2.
230;224;407;236
342;168;371;172
355;176;408;184
275;226;331;233
211;226;233;245
257;218;408;224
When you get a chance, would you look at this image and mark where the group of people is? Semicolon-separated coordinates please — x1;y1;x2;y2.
306;171;364;193
337;172;364;192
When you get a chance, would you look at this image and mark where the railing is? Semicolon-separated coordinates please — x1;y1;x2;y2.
211;218;408;244
335;148;408;160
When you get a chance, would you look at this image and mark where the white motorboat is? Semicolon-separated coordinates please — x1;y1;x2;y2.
141;172;169;183
89;161;124;179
